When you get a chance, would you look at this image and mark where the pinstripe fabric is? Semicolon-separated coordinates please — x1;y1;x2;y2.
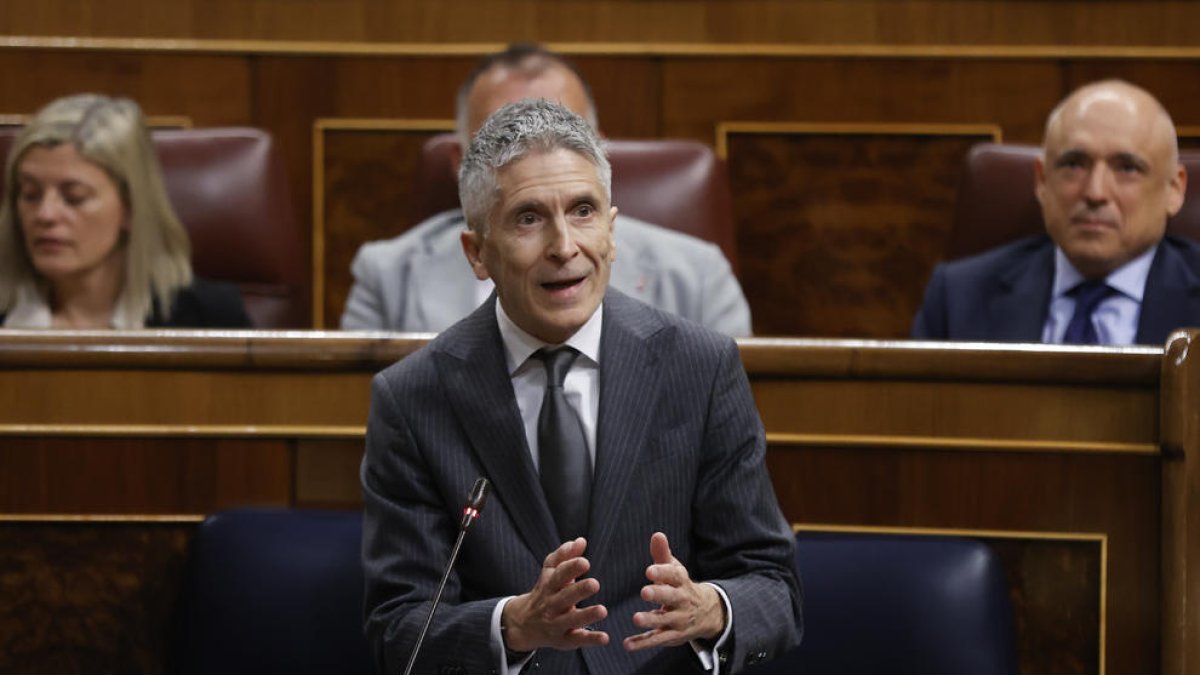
362;289;802;674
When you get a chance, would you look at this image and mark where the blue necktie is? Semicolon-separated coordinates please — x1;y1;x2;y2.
533;347;591;542
1062;281;1115;345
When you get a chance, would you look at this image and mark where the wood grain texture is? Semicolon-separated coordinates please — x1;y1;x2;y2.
770;447;1154;675
0;332;1187;674
319;126;443;326
3;48;1199;332
0;521;193;675
726;130;991;337
6;1;1200;47
0;437;291;514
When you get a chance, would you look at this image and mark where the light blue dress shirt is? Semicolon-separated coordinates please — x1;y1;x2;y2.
1041;245;1156;346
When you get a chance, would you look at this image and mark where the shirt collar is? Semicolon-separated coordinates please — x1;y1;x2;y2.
1051;243;1157;302
495;298;603;375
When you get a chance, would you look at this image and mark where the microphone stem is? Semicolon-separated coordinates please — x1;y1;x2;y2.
402;527;468;675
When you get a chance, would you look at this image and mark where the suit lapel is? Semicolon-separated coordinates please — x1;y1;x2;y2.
433;299;560;556
588;292;667;564
988;241;1054;341
1138;240;1200;345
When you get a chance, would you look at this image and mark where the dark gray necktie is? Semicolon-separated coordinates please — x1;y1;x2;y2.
533;347;591;542
1062;280;1116;345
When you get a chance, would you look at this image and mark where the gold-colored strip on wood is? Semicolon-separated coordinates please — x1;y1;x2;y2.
311;120;326;327
715;121;1003;160
768;432;1160;455
0;513;205;523
794;520;1108;673
793;521;1106;542
0;423;365;438
310;117;455;328
314;118;455;132
8;36;1200;61
1100;532;1108;675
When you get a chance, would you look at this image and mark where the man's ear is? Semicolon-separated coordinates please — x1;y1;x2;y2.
449;141;464;176
1167;162;1188;216
460;228;490;281
607;206;618;263
1033;155;1048;208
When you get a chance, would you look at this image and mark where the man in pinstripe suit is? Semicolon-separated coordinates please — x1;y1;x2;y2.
361;99;801;674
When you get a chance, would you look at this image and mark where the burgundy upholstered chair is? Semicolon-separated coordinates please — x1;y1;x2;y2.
407;132;739;269
0;128;309;328
947;142;1200;260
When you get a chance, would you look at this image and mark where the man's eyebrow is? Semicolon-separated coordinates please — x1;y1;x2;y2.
503;199;545;216
1052;148;1089;166
1109;151;1149;169
567;191;601;206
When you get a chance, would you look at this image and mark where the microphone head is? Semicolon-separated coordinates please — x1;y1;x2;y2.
468;477;490;512
461;477;490;529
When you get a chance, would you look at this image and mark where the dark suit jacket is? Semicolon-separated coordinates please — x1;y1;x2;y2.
911;234;1200;345
361;290;802;675
147;277;252;328
0;277;251;328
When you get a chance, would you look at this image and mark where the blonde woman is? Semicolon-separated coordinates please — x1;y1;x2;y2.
0;94;250;328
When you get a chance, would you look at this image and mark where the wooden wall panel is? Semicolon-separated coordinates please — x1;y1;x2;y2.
769;446;1158;675
0;438;291;514
0;333;1183;674
1;47;1199;333
317;124;448;326
7;1;1200;47
726;129;994;337
0;519;194;675
659;58;1062;143
0;50;251;126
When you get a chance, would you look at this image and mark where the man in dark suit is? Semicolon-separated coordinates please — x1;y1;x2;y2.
912;79;1200;345
361;100;801;674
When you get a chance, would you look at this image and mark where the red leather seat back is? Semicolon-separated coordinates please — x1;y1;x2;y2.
0;128;308;328
407;133;739;267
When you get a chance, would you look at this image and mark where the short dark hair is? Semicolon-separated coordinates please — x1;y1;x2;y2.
454;43;597;141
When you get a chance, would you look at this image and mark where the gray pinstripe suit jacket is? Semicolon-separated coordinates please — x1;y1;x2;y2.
362;289;801;674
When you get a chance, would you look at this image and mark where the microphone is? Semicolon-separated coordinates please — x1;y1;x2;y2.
403;477;491;675
461;477;489;529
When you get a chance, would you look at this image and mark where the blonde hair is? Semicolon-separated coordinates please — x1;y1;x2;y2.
0;94;192;324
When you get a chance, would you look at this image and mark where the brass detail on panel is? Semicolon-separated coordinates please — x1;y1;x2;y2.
794;522;1108;674
8;36;1200;61
311;118;454;327
715;121;1003;160
767;432;1160;455
0;423;365;439
793;521;1106;542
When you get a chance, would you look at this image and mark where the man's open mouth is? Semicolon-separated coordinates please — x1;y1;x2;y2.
542;277;585;291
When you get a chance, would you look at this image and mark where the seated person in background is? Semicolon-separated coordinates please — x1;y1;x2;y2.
0;94;251;329
912;79;1200;345
341;43;752;337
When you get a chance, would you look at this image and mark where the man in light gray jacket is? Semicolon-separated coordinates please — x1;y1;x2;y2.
340;43;752;337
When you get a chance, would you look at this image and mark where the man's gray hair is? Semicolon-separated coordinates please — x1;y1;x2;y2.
458;99;611;234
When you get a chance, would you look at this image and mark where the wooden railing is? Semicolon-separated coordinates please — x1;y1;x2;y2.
1;330;1198;674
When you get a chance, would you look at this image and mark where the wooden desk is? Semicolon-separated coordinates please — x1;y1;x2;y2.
1;331;1197;675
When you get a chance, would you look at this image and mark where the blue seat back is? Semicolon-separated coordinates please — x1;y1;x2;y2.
170;508;372;675
750;531;1018;675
